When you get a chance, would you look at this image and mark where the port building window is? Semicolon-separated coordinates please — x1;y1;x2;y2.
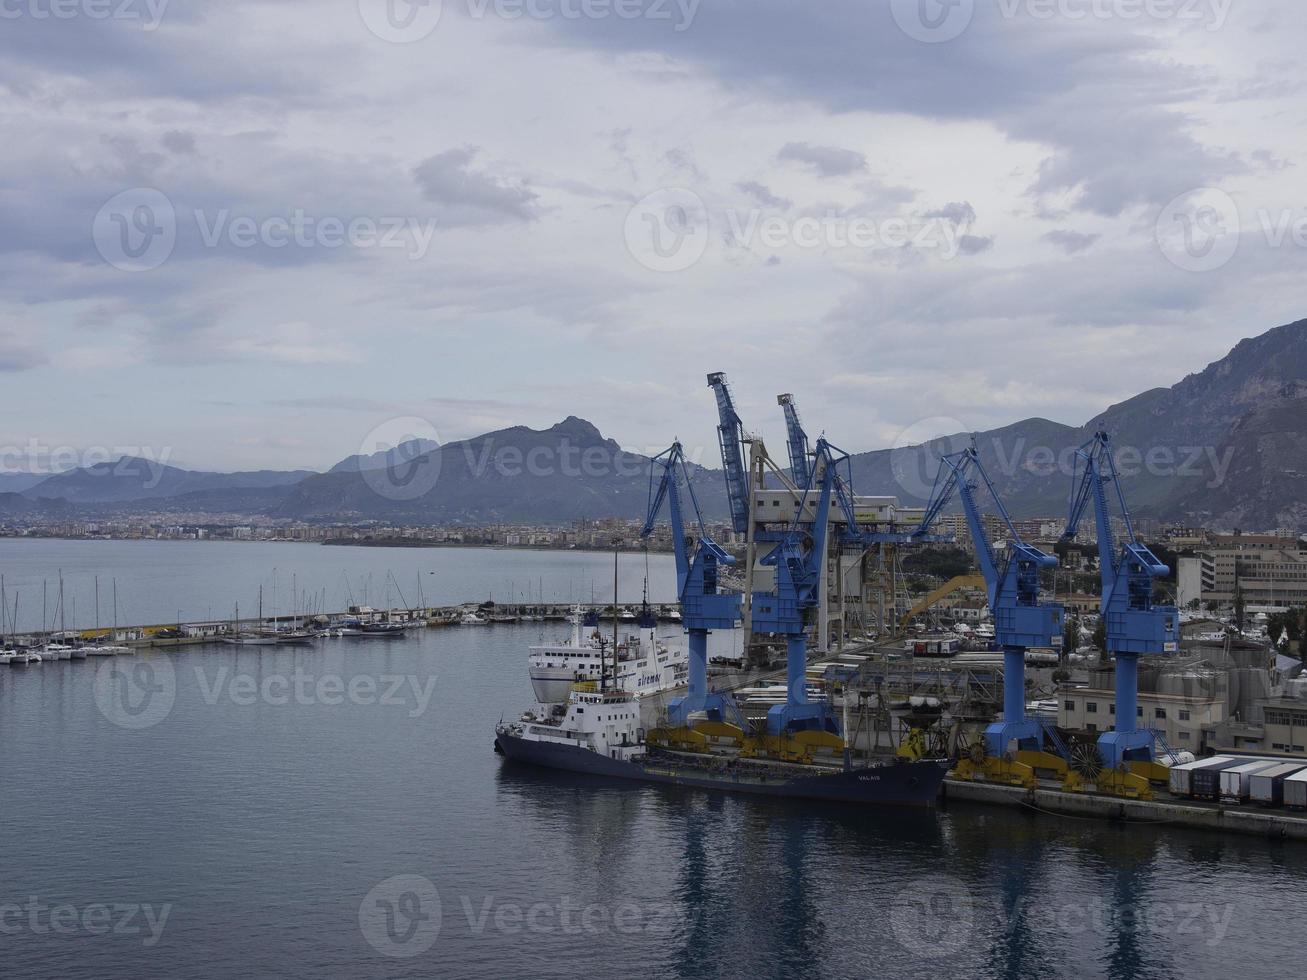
1155;708;1166;720
1087;702;1098;713
1109;704;1115;715
1179;710;1191;721
1065;700;1075;711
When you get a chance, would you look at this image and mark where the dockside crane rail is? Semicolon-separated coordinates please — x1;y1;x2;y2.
707;372;751;536
1062;430;1179;779
777;392;811;490
912;441;1068;773
641;441;741;727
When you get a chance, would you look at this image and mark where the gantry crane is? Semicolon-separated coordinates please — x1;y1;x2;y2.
1062;431;1179;797
752;437;844;742
914;443;1069;786
640;441;742;728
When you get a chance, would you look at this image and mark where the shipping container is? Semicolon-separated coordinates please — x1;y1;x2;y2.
1249;763;1307;807
1285;770;1307;810
1168;755;1237;797
1219;760;1282;802
1191;758;1256;800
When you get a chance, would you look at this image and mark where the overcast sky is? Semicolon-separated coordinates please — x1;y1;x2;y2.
2;0;1304;473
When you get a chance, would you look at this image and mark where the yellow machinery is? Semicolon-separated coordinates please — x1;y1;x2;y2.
758;730;845;765
951;739;1037;789
1127;759;1172;785
646;726;710;753
1061;746;1154;799
898;573;986;634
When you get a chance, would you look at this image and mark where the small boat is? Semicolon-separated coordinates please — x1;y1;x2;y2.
8;650;41;665
358;622;406;636
223;634;281;646
460;612;488;626
85;645;129;656
68;647;88;660
41;644;73;661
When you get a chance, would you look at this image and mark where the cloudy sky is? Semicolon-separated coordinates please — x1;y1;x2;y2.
2;0;1304;473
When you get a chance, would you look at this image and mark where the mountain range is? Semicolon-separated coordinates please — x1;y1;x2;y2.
2;319;1304;531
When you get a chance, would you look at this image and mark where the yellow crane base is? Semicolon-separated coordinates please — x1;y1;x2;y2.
759;731;845;765
647;726;709;753
1127;760;1172;785
1015;750;1069;778
1063;768;1153;800
952;756;1037;789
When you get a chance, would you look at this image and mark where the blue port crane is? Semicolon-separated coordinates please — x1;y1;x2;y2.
1063;431;1179;776
777;393;811;490
707;372;751;536
641;441;742;726
914;444;1066;768
752;437;844;737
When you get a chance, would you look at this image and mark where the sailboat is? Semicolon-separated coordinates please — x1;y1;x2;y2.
223;591;280;646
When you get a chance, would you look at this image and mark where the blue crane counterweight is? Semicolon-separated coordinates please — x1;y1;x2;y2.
641;442;741;726
1064;431;1179;778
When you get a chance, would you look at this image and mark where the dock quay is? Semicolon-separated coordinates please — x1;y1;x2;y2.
0;601;685;653
942;776;1307;841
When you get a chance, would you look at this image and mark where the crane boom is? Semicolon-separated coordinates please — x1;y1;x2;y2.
777;393;811;489
707;372;751;535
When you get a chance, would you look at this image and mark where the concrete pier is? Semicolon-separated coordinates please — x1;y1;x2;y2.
942;777;1307;841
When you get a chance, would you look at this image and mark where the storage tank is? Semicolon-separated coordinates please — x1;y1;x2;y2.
1191;758;1255;801
1169;755;1236;797
1285;770;1307;810
1219;760;1282;802
1249;763;1307;807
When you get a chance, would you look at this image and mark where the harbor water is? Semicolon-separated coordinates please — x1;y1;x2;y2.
1;542;1304;979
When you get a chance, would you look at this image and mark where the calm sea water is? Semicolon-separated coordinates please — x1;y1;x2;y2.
1;542;1303;979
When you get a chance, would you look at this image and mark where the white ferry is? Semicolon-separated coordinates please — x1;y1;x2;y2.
528;608;687;705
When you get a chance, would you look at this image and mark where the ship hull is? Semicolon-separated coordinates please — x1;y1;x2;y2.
494;731;949;808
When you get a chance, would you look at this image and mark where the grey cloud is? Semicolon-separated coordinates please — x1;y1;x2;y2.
923;202;977;229
412;146;539;225
1043;230;1101;255
958;235;994;256
0;326;47;371
777;142;867;178
163;131;198;156
736;181;791;209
